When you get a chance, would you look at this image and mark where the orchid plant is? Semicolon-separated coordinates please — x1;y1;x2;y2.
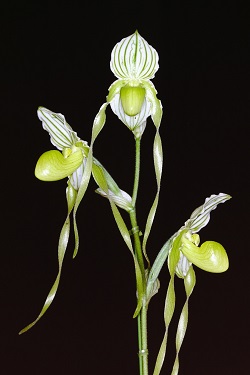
20;31;231;375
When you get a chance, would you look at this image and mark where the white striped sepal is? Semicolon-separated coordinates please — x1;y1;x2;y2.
107;31;162;138
184;192;231;233
37;106;81;150
110;30;159;80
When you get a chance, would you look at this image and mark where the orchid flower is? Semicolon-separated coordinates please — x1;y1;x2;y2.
19;107;91;333
35;107;88;185
100;31;163;265
147;193;231;375
172;192;230;277
107;30;162;138
20;106;135;334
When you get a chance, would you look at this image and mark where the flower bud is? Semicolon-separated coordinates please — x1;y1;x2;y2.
120;85;146;116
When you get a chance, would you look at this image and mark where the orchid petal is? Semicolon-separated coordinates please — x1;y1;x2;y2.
142;81;163;128
171;266;196;375
19;182;77;334
72;103;108;257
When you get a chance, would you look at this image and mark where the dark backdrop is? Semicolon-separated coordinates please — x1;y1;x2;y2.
1;1;249;374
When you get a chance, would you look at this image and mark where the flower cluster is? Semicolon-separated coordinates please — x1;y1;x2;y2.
20;30;231;375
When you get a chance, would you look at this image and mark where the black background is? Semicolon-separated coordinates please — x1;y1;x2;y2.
1;1;249;374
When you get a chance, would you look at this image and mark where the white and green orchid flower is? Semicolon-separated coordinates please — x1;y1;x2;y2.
87;32;163;301
35;106;88;187
20;106;135;334
107;30;162;138
147;192;231;375
101;31;163;268
172;192;230;277
20;107;91;334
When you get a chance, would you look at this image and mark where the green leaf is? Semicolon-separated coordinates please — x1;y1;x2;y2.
35;149;83;181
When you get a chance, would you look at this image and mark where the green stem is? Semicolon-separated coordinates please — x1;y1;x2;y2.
132;137;141;207
129;137;148;375
137;312;143;375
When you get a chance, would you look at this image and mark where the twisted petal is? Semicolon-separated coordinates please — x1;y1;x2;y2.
110;30;159;80
19;181;77;334
38;107;81;150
